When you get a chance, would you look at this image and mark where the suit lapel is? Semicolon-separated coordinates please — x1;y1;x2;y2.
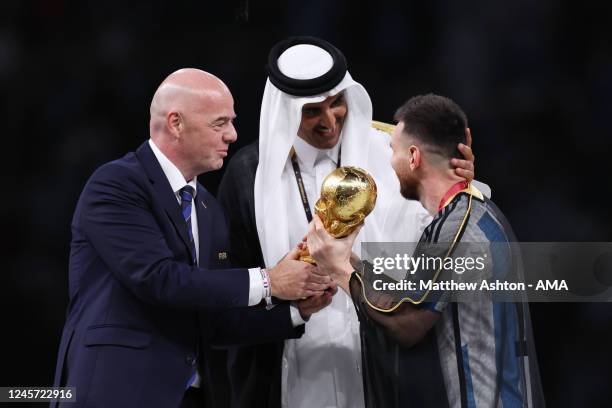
196;185;211;267
135;142;196;262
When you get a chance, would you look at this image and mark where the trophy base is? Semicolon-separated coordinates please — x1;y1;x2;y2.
298;246;316;265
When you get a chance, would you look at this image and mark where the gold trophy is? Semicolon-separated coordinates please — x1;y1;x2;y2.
299;166;378;264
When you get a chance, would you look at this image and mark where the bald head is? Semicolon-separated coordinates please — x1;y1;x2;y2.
148;68;237;180
150;68;230;133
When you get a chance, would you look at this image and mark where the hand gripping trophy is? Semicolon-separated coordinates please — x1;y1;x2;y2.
299;166;377;264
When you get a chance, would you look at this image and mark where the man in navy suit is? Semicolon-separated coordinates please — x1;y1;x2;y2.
52;68;336;408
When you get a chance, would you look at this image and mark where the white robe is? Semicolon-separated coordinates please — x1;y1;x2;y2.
255;73;432;407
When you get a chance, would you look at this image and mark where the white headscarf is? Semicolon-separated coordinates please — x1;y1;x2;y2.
255;71;429;267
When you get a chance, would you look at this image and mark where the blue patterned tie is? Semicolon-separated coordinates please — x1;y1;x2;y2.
180;185;199;389
179;185;198;266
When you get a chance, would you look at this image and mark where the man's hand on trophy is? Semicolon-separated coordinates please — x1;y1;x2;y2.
296;282;338;320
268;245;333;300
307;214;361;293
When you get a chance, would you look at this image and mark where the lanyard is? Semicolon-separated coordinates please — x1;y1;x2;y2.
290;145;341;223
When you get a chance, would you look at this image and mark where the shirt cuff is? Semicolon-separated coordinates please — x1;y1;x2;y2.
248;267;263;306
289;303;307;326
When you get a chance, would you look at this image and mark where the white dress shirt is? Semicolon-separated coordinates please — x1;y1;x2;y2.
281;136;365;408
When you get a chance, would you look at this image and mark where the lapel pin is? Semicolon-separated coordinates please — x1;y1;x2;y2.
218;251;227;260
201;200;207;209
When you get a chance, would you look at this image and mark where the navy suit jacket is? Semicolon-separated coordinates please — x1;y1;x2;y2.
52;142;302;408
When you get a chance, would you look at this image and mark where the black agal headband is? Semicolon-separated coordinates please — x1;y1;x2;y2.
267;36;348;96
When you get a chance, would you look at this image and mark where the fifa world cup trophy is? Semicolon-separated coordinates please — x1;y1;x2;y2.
299;166;377;264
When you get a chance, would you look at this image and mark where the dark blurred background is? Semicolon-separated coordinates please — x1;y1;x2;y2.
1;0;611;406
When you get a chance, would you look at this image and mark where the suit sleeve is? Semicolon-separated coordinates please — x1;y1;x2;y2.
204;303;304;347
78;162;251;309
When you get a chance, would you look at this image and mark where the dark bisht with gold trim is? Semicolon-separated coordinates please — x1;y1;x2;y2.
349;185;545;407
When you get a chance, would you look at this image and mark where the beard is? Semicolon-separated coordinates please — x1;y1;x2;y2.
398;174;419;201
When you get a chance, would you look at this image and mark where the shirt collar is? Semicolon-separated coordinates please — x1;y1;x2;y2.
148;139;198;196
292;134;341;169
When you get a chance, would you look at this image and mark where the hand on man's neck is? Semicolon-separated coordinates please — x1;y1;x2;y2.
418;168;467;216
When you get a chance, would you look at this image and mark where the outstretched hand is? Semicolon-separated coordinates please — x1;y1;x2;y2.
296;282;338;320
268;246;333;300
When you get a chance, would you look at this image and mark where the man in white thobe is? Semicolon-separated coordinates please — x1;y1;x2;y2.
217;36;480;408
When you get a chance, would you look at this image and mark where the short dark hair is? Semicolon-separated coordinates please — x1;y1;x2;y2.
393;93;468;159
